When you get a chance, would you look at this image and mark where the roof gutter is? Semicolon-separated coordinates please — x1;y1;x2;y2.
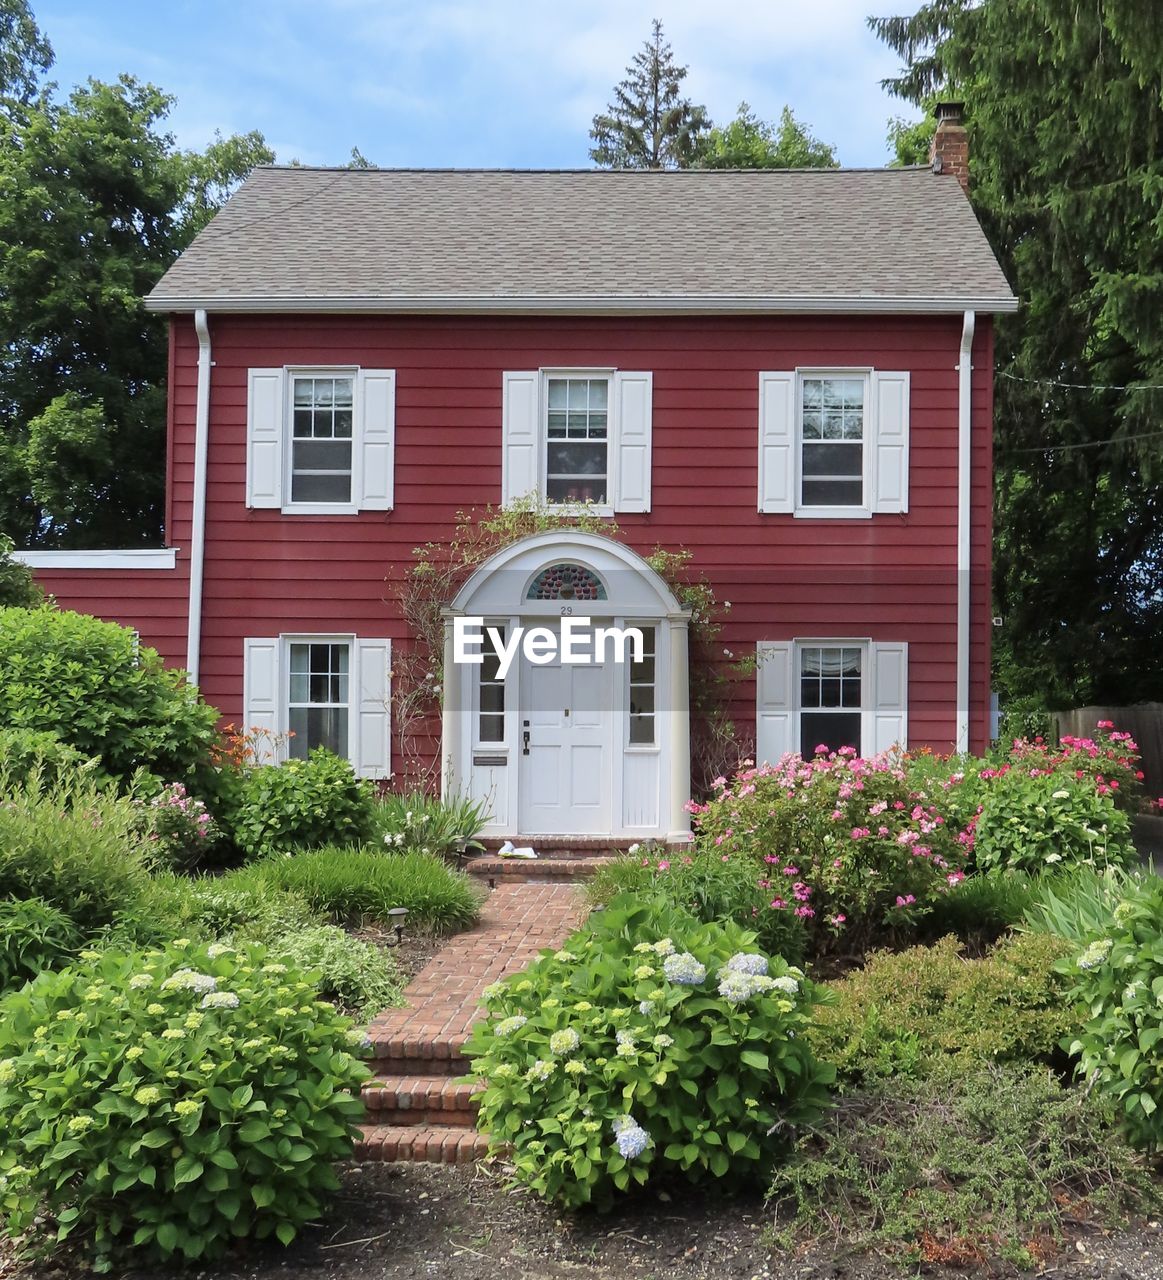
143;293;1020;316
955;310;976;753
186;309;211;685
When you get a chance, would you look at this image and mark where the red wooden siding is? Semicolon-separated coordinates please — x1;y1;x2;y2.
38;311;995;757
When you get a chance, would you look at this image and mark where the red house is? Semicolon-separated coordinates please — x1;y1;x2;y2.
23;108;1016;844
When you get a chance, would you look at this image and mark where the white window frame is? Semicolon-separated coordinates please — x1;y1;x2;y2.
795;639;869;757
283;633;357;761
795;368;873;520
539;367;616;516
472;619;508;750
283;367;360;515
625;621;660;753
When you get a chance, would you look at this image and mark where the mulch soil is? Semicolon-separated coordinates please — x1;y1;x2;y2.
6;1162;1162;1280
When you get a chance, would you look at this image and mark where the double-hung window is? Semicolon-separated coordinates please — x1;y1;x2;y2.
501;368;653;513
246;366;395;513
758;368;910;517
287;640;350;759
798;644;863;757
545;376;609;505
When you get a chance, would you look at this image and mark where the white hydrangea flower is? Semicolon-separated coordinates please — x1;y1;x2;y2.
1077;939;1113;971
549;1028;580;1055
201;991;240;1009
662;952;706;986
495;1015;527;1036
725;953;769;977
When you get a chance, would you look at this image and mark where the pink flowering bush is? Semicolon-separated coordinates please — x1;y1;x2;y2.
140;782;219;871
692;749;970;954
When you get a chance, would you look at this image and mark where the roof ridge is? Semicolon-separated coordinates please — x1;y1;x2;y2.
248;165;932;176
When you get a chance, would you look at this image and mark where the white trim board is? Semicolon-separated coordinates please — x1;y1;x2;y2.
16;549;178;570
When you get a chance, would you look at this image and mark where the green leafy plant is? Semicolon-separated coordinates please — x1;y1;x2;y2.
920;868;1040;946
230;749;375;860
769;1066;1161;1269
586;847;808;962
0;535;44;608
0;606;219;786
1061;874;1163;1151
227;848;482;932
1020;864;1137;944
461;895;834;1209
0;727;98;790
0;898;83;994
0;775;154;930
372;790;490;858
808;932;1076;1086
266;924;403;1021
135;781;220;871
0;939;370;1269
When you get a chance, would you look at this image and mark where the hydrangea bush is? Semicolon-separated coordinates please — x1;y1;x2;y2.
461;897;834;1209
0;939;369;1269
1061;875;1163;1151
692;750;969;953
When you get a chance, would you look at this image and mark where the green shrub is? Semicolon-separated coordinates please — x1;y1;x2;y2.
372;789;489;858
0;939;369;1269
234;848;482;932
133;781;221;871
0;534;43;609
266;925;403;1021
972;770;1135;874
769;1066;1160;1268
1020;863;1136;944
461;896;834;1209
808;932;1076;1086
0;727;98;790
693;754;970;955
230;750;375;859
0;606;218;786
1062;874;1163;1151
921;868;1039;946
0;776;154;929
586;848;808;962
0;898;83;994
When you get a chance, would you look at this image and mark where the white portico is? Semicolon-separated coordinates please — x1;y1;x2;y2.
441;532;691;843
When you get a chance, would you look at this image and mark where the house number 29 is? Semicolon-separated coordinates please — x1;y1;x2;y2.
560;606;573;616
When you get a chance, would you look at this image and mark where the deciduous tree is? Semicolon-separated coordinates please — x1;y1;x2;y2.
697;103;836;169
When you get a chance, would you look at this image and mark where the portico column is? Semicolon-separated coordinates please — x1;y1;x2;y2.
440;612;462;799
667;613;692;842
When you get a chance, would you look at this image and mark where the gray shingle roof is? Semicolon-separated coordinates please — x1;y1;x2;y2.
146;167;1017;314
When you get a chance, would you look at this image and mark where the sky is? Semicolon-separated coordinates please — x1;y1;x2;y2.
33;0;918;169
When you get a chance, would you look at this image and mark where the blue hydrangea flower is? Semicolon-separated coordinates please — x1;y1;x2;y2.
717;972;755;1004
662;952;706;986
611;1116;650;1158
725;952;769;977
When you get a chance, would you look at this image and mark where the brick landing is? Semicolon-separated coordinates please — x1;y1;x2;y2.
355;881;586;1164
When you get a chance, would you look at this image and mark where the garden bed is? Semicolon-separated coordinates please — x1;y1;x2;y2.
5;1163;1159;1280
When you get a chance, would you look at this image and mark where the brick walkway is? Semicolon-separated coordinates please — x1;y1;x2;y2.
356;881;587;1163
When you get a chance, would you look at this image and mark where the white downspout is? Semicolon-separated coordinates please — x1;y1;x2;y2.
955;310;976;753
186;309;211;684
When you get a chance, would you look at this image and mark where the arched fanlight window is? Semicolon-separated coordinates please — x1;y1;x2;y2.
526;562;607;601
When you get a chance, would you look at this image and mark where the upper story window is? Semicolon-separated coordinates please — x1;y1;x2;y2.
246;366;395;514
545;377;609;505
758;369;910;519
291;375;354;504
800;377;865;509
501;369;653;514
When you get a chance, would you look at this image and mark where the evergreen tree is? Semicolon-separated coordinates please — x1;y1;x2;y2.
590;19;710;169
872;1;1163;706
697;103;836;169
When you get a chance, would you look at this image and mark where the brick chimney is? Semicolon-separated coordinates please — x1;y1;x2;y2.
929;101;969;192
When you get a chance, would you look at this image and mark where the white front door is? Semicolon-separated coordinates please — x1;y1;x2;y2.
518;626;612;835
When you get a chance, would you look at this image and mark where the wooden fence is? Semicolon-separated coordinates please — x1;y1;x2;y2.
1053;703;1163;800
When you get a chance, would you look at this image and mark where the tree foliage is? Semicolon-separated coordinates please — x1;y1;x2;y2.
590;19;710;169
0;2;272;548
697;103;836;169
872;1;1163;706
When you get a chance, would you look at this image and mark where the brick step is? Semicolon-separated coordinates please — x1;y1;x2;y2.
361;1073;480;1127
368;1049;470;1077
479;836;633;857
354;1122;491;1165
466;855;616;882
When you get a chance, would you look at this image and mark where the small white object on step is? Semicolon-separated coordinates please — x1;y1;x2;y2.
496;840;538;859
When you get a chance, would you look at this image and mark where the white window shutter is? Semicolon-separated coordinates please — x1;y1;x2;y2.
872;371;910;514
356;639;391;779
243;638;281;764
755;641;795;764
357;369;395;511
758;372;796;513
501;371;540;505
870;641;908;754
246;369;284;509
613;371;652;512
